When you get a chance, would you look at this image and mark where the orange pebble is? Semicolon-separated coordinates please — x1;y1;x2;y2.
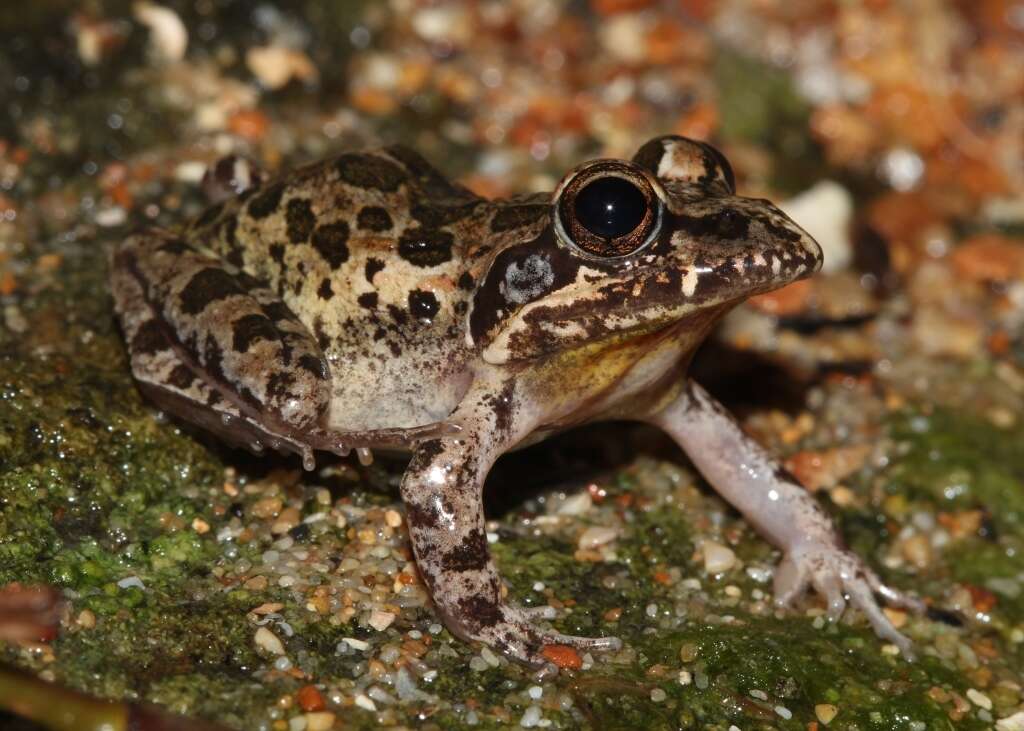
965;584;997;613
228;109;270;142
542;644;582;670
949;233;1024;283
296;684;325;712
0;270;16;296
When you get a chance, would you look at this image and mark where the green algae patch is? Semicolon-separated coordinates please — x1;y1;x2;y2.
884;408;1024;618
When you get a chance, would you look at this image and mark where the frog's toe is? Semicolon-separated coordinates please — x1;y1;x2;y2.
774;545;919;658
521;605;558;620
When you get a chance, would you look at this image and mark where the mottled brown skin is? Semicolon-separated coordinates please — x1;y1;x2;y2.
110;136;922;668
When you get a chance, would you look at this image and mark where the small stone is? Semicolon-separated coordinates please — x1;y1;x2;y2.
255;627;285;655
244;576;268;591
815;704;838;725
76;609;96;629
577;526;619;550
251;497;283;519
272;507;301;534
519;705;542;728
650;688;667;702
557;492;593;516
191;517;210;534
679;642;698;662
967;689;992;710
997;711;1024;731
297;685;325;712
304;712;336;731
353;693;377;712
341;637;368;651
133;1;188;62
384;510;402;528
678;670;692;685
246;46;318;90
702;540;736;573
368;610;395;632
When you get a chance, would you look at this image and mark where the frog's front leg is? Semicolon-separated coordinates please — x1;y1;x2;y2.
648;380;923;655
402;386;621;668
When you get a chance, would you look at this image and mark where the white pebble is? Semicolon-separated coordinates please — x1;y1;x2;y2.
650;688;667;702
578;526;619;550
341;637;368;651
775;705;792;720
95;207;127;227
779;181;853;273
678;670;692;685
353;693;377;712
519;706;542;728
557;491;592;516
117;576;146;590
254;627;285;655
368;610;395;632
528;685;543;700
133;1;188;62
469;656;488;672
749;689;768;701
645;603;658;618
967;688;992;710
480;646;500;667
288;715;306;731
702;540;736;573
997;711;1024;731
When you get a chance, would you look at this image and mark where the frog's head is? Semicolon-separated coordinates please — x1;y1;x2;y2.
468;135;822;364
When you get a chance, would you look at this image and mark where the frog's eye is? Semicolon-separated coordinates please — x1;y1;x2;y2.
555;162;661;258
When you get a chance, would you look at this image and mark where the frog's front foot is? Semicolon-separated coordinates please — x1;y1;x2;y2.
0;583;63;643
400;420;622;670
773;543;924;657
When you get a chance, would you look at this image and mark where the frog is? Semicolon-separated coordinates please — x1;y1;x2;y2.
109;135;922;668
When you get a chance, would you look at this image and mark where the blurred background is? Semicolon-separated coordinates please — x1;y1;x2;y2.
2;2;1024;730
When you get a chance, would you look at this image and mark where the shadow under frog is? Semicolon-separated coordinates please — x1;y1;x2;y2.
108;135;923;669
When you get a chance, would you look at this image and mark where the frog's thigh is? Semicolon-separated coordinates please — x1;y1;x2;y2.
110;229;331;451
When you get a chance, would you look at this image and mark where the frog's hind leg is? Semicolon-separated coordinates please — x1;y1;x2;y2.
110;228;335;469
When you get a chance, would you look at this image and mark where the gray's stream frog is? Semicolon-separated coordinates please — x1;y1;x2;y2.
110;136;921;667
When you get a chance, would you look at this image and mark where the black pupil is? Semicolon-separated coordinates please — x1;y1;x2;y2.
574;177;646;239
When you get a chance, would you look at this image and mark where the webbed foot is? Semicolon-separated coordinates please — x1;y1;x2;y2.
774;544;924;657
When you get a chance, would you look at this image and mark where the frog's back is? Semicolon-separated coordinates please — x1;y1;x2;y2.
186;145;550;430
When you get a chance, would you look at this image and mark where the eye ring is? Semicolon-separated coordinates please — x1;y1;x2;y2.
554;162;662;258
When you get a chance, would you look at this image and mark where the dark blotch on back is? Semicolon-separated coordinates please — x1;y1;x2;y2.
411;200;479;228
397;228;454;267
335;153;406;192
356;206;393;232
490;203;548;233
247;182;285;219
385;144;473;200
297;354;328;380
317;278;333;300
232;313;278;352
311;222;350;269
285;198;316;243
167;364;196;389
131;319;168;355
179;267;244;315
357;292;378;309
364;258;385;283
407;289;440;321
